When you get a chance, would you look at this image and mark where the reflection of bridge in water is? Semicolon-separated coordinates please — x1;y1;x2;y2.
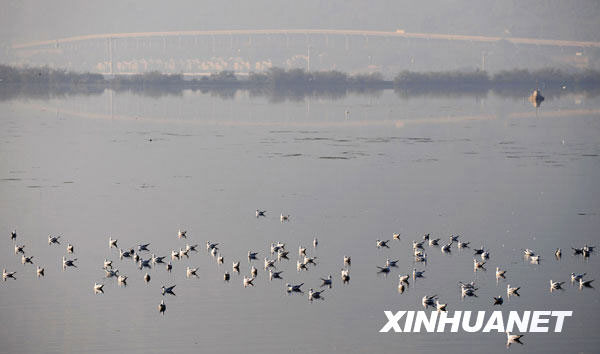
11;29;600;75
15;90;600;129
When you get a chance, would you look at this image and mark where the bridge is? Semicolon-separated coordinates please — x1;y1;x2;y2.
12;29;600;50
10;29;599;75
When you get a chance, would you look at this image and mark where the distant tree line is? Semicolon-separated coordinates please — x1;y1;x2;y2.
0;64;105;85
2;64;600;99
393;68;600;89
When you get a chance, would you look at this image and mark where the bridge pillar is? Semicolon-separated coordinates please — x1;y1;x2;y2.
107;37;113;75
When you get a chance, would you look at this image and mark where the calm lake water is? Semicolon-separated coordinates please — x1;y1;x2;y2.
0;88;599;354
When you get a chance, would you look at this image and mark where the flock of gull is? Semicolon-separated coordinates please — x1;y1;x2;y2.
375;232;595;346
3;210;596;347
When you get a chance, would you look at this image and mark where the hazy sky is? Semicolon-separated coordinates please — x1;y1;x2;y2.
2;0;599;45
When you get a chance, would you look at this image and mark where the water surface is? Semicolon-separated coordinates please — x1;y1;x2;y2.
0;89;599;354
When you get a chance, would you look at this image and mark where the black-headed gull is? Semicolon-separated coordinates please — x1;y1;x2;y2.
507;284;520;296
398;282;406;294
36;266;44;277
144;273;151;283
313;237;318;248
386;259;399;267
178;230;187;239
264;258;276;269
206;241;219;251
243;276;254;287
269;270;283;280
571;272;586;282
523;249;535;257
280;214;290;222
457;241;470;249
287;283;304;292
151;254;165;264
320;275;332;287
21;255;34;265
341;268;350;283
94;282;104;294
161;285;176;296
139;258;151;269
412;241;423;249
496;267;506;278
117;275;128;285
377;265;391;273
186;267;199;278
159;299;166;314
251;266;258;277
393;233;401;240
119;249;133;259
579;278;594;288
14;244;25;254
62;256;77;268
138;243;150;252
506;332;524;346
303;256;317;265
256;209;266;217
186;244;198;252
48;235;61;245
493;296;503;305
422;295;438;308
109;237;118;248
413;268;425;279
67;244;74;253
436;300;447;312
11;230;17;241
473;246;485;255
343;255;351;265
270;243;282;254
3;269;16;280
441;242;452;253
550;280;565;290
414;253;427;263
298;246;306;257
277;250;290;260
429;238;440;246
376;240;390;248
473;259;486;271
308;288;325;301
461;287;477;298
233;261;240;272
105;268;119;278
296;260;307;272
